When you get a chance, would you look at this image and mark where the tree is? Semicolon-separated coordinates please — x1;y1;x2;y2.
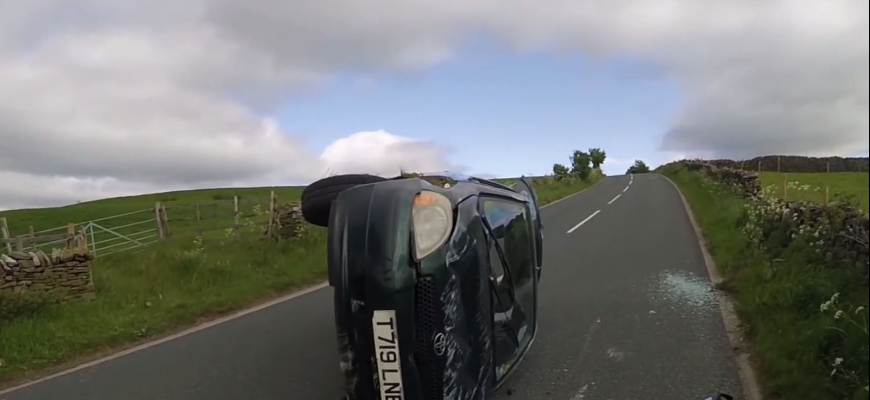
553;163;570;181
570;150;592;180
589;148;607;169
626;159;651;174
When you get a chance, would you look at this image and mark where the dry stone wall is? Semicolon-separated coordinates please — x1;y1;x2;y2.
683;161;869;278
0;247;95;301
706;156;869;173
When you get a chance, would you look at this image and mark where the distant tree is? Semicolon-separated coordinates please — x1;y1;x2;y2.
553;163;571;181
627;160;651;174
570;150;593;180
589;148;607;169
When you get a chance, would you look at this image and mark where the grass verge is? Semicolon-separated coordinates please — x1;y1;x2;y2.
661;164;869;400
534;170;605;205
0;230;327;384
0;176;597;386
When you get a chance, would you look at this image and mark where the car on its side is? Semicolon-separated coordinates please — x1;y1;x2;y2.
301;173;543;400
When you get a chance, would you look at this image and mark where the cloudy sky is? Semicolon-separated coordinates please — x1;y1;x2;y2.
1;0;867;210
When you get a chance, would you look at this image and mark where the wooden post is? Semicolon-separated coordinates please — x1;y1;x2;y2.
14;237;24;252
160;204;171;237
758;160;762;172
827;161;831;174
195;204;202;236
824;186;830;206
89;223;97;256
1;217;11;253
233;196;240;238
78;226;88;250
28;226;36;251
66;223;76;249
155;202;165;240
783;175;788;201
267;191;276;238
777;156;781;173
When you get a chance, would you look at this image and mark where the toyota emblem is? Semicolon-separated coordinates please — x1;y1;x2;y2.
433;333;447;356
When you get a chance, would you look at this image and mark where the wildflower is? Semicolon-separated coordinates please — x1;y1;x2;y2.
856;307;865;314
833;358;844;367
834;310;844;320
821;302;831;312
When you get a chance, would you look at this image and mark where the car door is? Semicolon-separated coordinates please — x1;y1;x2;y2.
480;196;539;384
515;177;543;277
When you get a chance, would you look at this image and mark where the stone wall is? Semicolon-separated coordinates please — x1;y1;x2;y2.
706;156;869;173
682;161;869;278
0;247;96;301
686;162;762;197
269;203;306;241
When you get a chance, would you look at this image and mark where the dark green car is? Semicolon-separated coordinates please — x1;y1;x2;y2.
301;173;543;400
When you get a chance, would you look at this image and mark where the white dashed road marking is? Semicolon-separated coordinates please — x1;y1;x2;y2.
567;210;601;234
608;194;622;205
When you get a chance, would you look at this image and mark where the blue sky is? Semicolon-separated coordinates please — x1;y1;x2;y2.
278;47;682;177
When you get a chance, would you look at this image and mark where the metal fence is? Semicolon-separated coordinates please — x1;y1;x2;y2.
1;192;287;259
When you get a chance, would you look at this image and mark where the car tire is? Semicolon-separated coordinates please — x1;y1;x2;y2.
301;174;387;227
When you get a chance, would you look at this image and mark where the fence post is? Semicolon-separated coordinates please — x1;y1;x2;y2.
783;175;788;201
14;237;24;252
758;160;762;172
160;204;171;237
28;226;36;251
1;217;11;253
155;202;165;240
66;223;76;249
827;161;831;174
777;156;781;173
233;196;240;238
88;223;97;256
267;191;276;238
195;204;202;236
824;186;830;206
78;226;88;250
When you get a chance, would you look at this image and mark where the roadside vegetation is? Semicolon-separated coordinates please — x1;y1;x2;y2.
661;163;869;400
0;156;603;385
626;159;651;174
758;172;869;213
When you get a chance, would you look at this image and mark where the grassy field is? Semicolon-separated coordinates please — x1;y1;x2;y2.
759;172;869;212
0;174;599;385
662;165;869;400
0;186;305;236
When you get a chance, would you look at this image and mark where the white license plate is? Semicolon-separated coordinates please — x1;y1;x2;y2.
372;310;405;400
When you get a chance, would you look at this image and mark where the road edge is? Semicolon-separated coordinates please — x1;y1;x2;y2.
1;178;604;395
540;176;606;209
0;282;329;396
660;173;763;400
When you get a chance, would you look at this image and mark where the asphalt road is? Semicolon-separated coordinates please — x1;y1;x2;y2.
1;174;743;400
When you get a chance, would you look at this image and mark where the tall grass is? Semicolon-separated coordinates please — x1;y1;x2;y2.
662;165;869;400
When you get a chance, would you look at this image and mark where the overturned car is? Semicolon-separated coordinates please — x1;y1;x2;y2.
301;173;543;400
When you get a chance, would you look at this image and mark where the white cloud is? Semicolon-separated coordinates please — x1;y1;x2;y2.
320;130;459;177
1;0;867;209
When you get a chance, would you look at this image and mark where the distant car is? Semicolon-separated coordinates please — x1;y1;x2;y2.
301;173;543;400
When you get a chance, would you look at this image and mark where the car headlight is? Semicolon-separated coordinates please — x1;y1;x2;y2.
412;191;453;260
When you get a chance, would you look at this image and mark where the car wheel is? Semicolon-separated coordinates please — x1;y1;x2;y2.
301;174;387;227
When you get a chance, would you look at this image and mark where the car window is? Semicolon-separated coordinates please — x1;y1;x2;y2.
481;198;537;381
